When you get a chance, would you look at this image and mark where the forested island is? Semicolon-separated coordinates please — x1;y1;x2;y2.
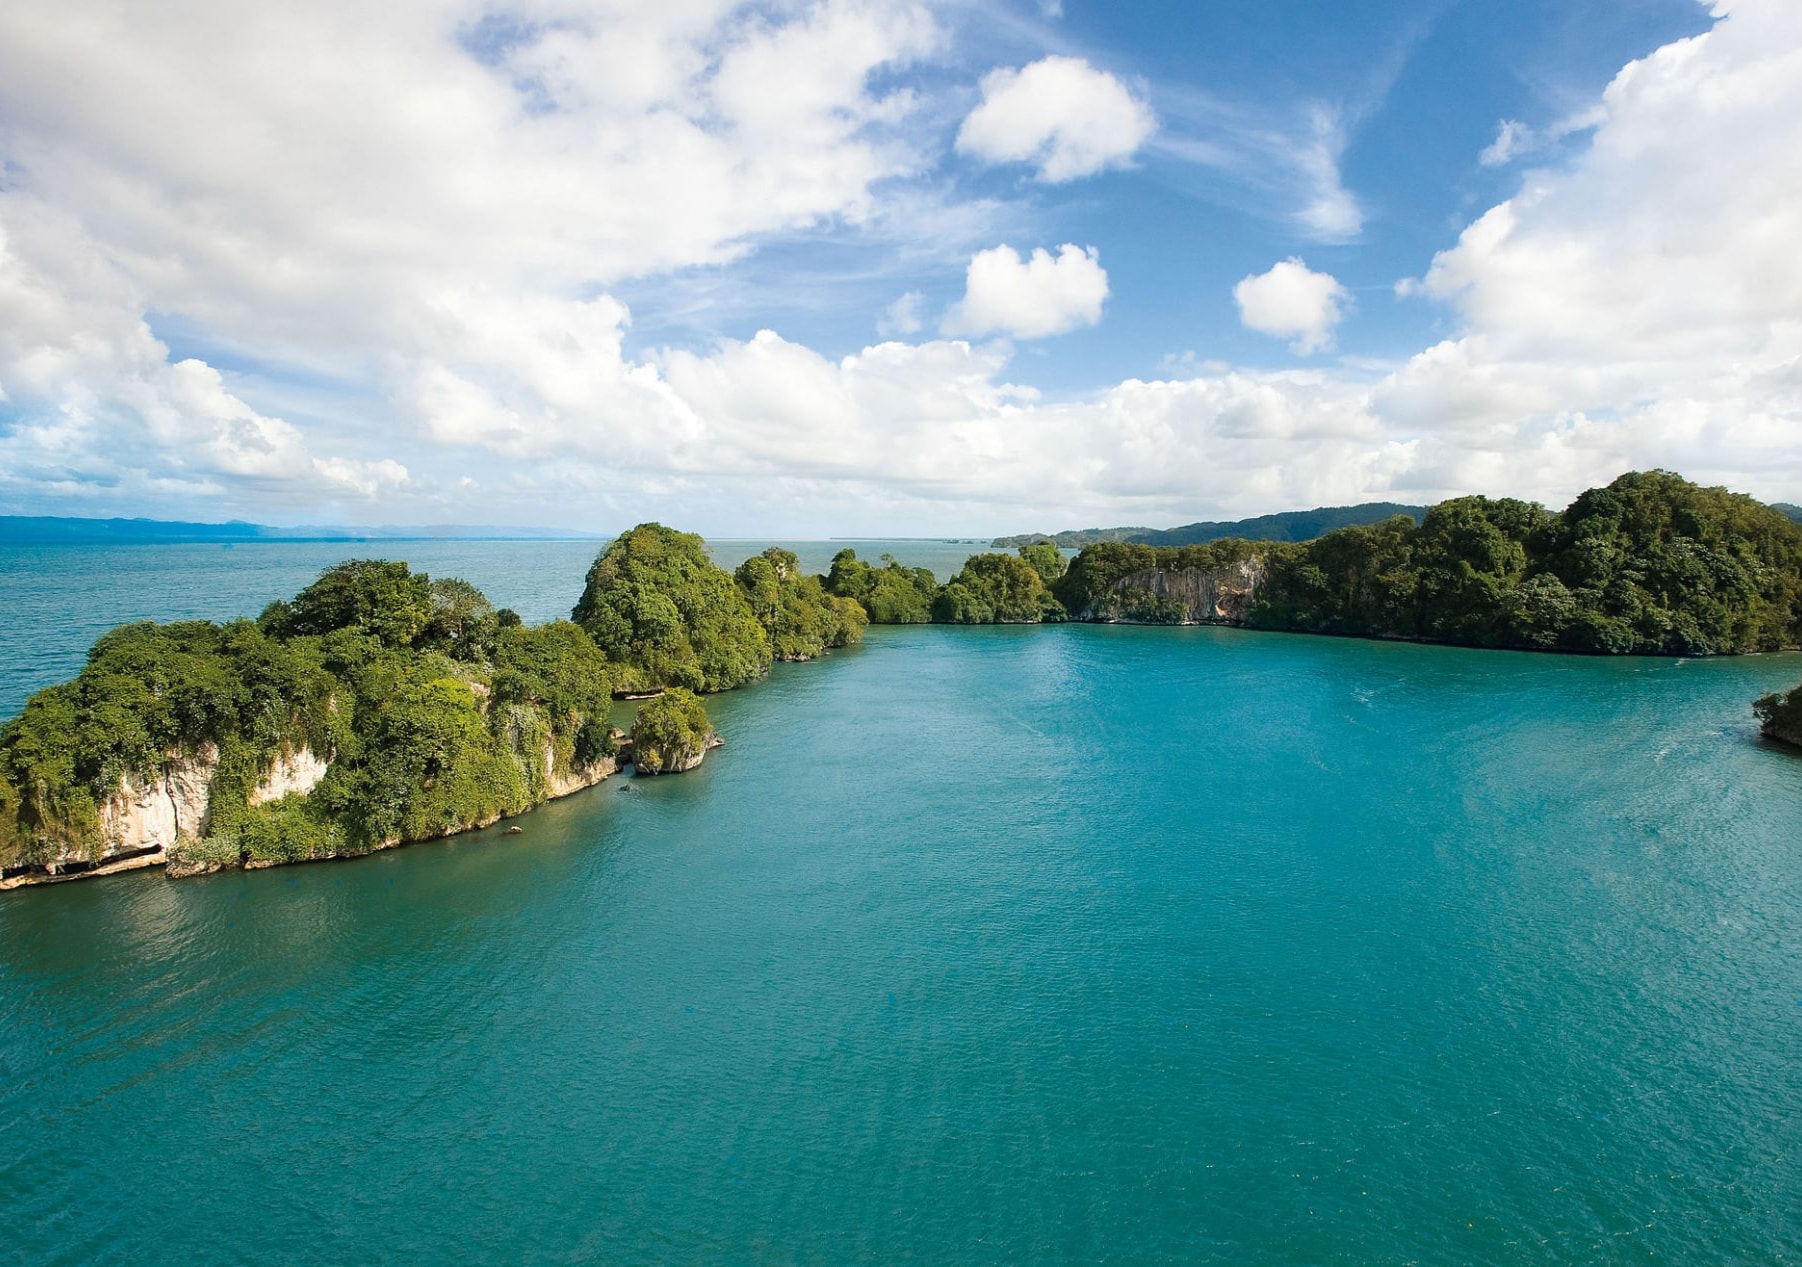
5;470;1802;887
993;502;1427;549
0;528;861;886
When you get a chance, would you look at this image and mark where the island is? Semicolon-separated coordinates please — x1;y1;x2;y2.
6;469;1800;890
0;527;864;888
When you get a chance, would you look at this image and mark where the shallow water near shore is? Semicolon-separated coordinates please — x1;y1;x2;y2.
3;544;1802;1263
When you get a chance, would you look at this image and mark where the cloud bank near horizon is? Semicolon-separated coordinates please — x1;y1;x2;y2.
0;0;1796;534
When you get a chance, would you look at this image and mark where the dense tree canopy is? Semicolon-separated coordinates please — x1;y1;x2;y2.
824;549;939;624
932;553;1063;624
1058;472;1802;655
629;688;715;775
735;548;867;660
1;562;618;875
572;524;771;692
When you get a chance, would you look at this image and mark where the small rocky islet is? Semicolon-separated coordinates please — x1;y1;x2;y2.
5;470;1802;889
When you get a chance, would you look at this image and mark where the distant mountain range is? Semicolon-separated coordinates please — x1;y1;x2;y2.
994;502;1428;549
1775;503;1802;523
0;515;602;544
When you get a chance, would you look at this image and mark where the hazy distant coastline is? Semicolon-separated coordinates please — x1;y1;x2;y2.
0;515;604;545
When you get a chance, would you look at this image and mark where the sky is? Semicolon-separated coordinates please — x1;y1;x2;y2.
0;0;1796;536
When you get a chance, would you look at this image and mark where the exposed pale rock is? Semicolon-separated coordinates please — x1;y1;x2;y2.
631;732;723;776
1084;558;1266;624
97;744;221;856
250;746;330;806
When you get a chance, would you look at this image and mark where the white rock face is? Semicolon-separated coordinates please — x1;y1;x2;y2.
1085;558;1267;624
543;742;618;799
250;746;330;806
97;744;221;854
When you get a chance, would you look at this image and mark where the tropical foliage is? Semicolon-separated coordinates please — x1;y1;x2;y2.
734;548;867;660
932;553;1064;624
1;563;617;873
823;549;939;623
1057;473;1802;655
1754;684;1802;748
572;524;770;692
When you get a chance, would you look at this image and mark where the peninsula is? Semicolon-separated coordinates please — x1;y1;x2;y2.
6;469;1800;890
0;527;861;887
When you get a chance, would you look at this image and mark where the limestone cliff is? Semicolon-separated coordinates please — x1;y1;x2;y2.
629;732;723;776
543;742;621;799
1080;557;1266;624
250;745;330;805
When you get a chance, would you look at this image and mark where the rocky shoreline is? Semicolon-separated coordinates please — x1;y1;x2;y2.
0;733;721;891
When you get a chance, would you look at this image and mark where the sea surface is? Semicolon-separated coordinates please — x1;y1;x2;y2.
2;541;1801;1264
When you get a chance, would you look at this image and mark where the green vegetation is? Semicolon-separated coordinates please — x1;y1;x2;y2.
932;553;1064;624
1132;502;1428;547
1054;539;1261;623
572;524;771;692
1017;541;1067;584
991;527;1149;549
992;503;1426;550
1056;473;1802;654
824;549;939;623
0;561;619;876
629;689;715;774
734;548;867;661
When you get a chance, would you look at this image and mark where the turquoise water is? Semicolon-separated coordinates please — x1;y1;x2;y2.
3;546;1802;1263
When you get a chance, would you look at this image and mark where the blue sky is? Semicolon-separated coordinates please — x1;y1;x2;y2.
0;0;1793;535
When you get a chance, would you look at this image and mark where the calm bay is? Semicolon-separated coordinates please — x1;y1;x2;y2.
2;540;1799;1263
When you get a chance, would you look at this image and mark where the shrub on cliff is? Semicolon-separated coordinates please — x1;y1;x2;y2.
572;524;771;692
630;689;715;775
1055;539;1261;617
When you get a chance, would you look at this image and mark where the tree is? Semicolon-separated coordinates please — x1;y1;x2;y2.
932;553;1062;624
572;524;772;692
1018;540;1067;583
261;560;436;647
824;549;937;623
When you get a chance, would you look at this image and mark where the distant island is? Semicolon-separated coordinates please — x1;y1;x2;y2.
0;514;603;544
6;469;1802;890
993;502;1426;549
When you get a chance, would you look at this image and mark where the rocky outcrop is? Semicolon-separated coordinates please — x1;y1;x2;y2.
543;741;620;799
250;745;330;805
97;744;221;856
1082;558;1266;624
1;745;223;888
629;732;723;776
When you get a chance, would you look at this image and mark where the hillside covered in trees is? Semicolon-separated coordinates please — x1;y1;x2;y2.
993;502;1426;549
0;560;626;879
1;526;872;885
1052;472;1802;655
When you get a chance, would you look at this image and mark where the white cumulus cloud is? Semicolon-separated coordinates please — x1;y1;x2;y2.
942;244;1108;339
1233;258;1349;355
955;56;1155;182
1;0;1800;532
